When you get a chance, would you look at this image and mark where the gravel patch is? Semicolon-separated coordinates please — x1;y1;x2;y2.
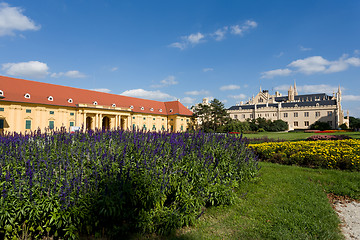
332;196;360;240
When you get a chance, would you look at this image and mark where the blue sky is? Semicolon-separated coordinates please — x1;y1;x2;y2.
1;0;360;117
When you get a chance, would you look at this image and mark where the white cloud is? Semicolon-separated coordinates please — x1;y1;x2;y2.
170;20;256;50
169;42;187;50
354;49;360;55
230;20;257;35
300;46;312;51
220;84;241;91
185;90;210;96
2;61;49;78
288;56;329;74
51;70;86;78
111;67;118;72
121;89;176;100
181;97;196;105
0;3;40;36
203;67;213;72
160;75;177;85
275;52;284;58
261;68;292;79
263;55;360;78
187;32;204;44
90;88;111;93
169;32;205;50
346;57;360;67
228;94;247;100
343;95;360;101
151;75;178;88
212;27;228;41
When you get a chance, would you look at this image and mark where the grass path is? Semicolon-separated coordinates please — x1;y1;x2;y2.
152;162;360;240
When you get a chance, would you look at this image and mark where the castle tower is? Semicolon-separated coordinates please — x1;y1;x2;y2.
288;85;294;102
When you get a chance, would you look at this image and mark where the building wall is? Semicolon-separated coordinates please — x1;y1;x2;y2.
0;101;191;134
229;103;341;130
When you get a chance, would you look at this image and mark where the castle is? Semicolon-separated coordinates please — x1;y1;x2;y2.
0;76;192;134
227;82;349;130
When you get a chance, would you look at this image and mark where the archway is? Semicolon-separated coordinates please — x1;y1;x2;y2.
102;116;110;130
86;117;92;130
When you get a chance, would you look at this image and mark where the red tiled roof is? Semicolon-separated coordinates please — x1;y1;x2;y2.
0;75;193;116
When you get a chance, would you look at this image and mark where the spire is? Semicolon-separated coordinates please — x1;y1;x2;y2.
294;80;298;95
260;85;262;92
338;84;342;94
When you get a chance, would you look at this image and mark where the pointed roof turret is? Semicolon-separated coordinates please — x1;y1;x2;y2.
294;80;298;95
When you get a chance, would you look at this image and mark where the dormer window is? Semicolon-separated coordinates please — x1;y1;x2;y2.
48;96;54;101
150;108;154;111
159;109;163;112
0;90;3;96
93;101;98;105
112;103;116;107
24;93;31;99
140;107;144;110
68;98;73;103
169;109;173;113
130;105;134;109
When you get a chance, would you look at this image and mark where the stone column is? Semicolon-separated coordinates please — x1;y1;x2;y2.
83;111;86;132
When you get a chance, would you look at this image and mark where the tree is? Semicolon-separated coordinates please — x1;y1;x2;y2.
310;121;332;131
246;118;288;132
349;116;360;130
192;99;231;132
220;119;250;133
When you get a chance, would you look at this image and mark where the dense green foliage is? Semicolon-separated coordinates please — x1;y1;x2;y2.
310;121;332;130
167;163;349;240
349;116;360;130
191;99;231;133
219;119;250;133
0;130;258;239
247;118;289;132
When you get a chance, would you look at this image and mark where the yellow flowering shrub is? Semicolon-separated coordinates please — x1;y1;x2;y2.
249;139;360;170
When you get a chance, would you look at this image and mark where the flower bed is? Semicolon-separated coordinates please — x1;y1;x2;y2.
250;139;360;170
0;130;258;239
306;135;352;141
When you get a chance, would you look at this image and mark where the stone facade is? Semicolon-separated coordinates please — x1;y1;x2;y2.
228;83;349;130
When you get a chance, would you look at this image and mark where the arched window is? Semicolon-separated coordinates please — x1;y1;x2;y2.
48;96;54;101
150;108;154;111
0;90;3;96
130;105;134;109
93;101;98;105
68;98;73;103
112;103;116;107
169;109;173;113
24;93;31;99
159;109;163;112
140;107;144;110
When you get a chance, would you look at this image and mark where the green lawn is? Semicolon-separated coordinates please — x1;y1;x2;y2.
243;131;360;141
135;162;360;240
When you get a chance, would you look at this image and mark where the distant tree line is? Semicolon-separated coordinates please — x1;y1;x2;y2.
189;99;288;133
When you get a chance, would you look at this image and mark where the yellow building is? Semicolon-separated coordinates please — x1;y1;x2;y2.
0;76;193;134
